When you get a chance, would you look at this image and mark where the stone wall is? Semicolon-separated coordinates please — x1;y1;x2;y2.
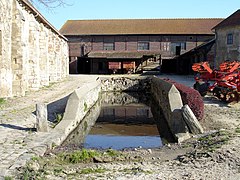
100;75;151;92
215;27;240;67
0;0;69;97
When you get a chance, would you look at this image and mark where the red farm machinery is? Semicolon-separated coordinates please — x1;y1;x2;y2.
192;61;240;103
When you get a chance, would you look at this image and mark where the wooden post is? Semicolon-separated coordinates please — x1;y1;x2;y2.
36;103;49;132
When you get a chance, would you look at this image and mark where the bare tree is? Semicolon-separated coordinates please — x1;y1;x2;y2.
29;0;69;8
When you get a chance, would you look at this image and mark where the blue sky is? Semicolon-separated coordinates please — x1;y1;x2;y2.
37;0;240;30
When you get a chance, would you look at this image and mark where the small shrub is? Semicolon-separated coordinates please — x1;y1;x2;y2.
164;79;204;120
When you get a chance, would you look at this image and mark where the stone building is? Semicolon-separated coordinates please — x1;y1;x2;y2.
60;19;223;74
213;9;240;67
0;0;69;98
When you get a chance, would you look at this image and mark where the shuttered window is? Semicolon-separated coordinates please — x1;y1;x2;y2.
227;33;233;45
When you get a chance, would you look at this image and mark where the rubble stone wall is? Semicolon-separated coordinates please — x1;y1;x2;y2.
0;0;69;97
100;76;151;92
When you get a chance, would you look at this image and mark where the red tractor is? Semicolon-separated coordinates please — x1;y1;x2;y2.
192;61;240;102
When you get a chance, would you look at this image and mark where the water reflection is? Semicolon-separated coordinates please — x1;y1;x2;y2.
63;92;173;150
84;92;162;150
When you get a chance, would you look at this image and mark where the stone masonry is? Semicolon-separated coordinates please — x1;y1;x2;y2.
0;0;69;97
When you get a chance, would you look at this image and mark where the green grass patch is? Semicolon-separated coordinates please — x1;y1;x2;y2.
58;149;100;164
80;168;107;174
197;130;231;152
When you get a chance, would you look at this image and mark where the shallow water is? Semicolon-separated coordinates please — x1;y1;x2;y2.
64;92;173;150
84;100;163;150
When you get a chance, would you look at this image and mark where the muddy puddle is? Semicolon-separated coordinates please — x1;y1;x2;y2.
63;92;173;150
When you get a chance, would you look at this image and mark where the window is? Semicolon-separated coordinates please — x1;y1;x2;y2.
103;42;114;50
162;42;170;51
180;42;186;50
227;33;233;45
138;42;149;50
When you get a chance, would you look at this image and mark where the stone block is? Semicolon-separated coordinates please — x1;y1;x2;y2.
151;77;190;142
182;105;204;134
36;103;49;132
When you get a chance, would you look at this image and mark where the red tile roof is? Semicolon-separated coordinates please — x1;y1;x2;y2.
60;19;223;36
212;10;240;30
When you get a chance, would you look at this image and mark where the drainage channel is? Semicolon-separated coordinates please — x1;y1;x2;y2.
62;92;174;150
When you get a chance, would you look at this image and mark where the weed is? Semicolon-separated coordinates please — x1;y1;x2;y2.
0;98;6;105
59;149;99;163
54;167;63;174
54;113;63;123
18;163;46;179
84;102;88;112
84;121;88;131
22;168;31;180
235;127;240;133
80;168;107;174
106;149;119;157
4;176;12;180
31;156;40;161
197;130;230;152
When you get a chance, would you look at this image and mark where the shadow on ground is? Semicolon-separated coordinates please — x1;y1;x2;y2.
32;95;70;123
0;124;36;131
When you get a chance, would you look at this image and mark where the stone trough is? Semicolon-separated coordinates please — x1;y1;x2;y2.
50;75;203;145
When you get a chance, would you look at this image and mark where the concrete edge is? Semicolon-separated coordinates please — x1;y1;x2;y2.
52;78;101;145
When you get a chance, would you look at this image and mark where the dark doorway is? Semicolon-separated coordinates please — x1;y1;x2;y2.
77;58;91;74
161;59;177;73
81;46;85;56
176;46;181;56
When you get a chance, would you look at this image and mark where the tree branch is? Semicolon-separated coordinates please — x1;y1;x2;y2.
29;0;70;8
